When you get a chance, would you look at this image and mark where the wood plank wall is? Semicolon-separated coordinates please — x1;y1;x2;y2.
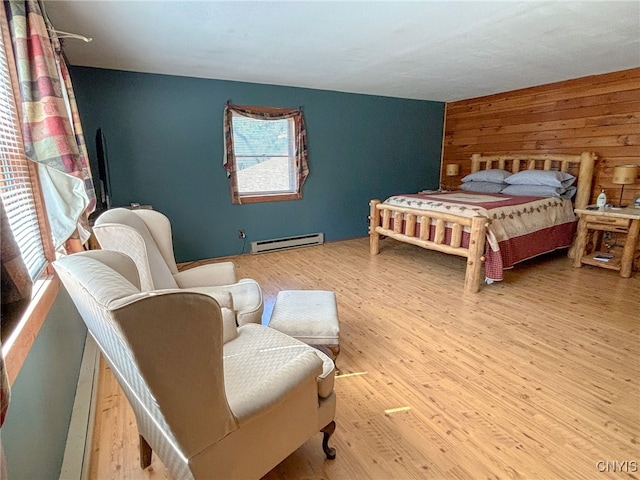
441;67;640;206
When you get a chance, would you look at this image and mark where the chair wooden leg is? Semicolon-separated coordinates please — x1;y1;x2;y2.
327;345;340;361
327;345;341;374
321;420;337;460
316;345;341;372
139;435;153;469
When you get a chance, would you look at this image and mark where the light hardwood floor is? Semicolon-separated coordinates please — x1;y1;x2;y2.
88;237;640;479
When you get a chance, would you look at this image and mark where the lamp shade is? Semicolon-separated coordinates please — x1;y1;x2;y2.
612;164;638;185
445;164;460;176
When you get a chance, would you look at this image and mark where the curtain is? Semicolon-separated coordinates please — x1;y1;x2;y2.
223;103;309;204
4;0;95;247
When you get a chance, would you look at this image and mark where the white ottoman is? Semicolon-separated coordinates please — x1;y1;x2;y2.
268;290;340;361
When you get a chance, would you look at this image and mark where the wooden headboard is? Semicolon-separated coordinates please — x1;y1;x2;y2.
470;152;596;209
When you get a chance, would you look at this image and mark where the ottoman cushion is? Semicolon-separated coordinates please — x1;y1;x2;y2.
269;290;339;345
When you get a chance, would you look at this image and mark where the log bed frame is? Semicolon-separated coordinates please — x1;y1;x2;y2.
369;152;596;293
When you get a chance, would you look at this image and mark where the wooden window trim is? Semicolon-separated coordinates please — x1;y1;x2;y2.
0;163;61;388
237;192;302;204
1;274;60;386
27;158;57;272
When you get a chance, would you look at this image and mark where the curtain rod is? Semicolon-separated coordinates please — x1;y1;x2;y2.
48;28;92;43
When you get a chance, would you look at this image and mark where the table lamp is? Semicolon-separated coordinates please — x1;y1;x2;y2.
446;164;460;177
612;164;638;208
444;164;460;189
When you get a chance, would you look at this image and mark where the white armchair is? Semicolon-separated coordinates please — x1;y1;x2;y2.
53;250;337;479
93;208;263;325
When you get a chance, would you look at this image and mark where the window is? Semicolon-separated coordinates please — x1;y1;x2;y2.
233;113;296;195
0;23;51;279
1;12;60;386
223;104;309;204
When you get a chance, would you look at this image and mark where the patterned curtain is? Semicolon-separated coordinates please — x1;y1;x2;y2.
223;103;309;204
4;0;95;247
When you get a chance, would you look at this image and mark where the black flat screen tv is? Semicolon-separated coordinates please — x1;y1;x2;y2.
95;127;112;212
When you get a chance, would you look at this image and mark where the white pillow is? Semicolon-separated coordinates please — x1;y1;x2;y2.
504;170;576;188
461;169;511;183
501;184;576;198
458;181;506;194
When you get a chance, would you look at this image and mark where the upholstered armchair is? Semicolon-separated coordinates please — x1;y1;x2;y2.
93;208;263;325
54;250;337;479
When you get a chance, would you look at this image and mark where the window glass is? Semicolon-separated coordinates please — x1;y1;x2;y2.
232;113;296;195
0;31;47;279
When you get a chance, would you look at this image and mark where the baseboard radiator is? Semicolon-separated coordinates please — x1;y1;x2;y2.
251;232;324;254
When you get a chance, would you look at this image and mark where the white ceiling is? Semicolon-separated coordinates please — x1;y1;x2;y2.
44;1;640;102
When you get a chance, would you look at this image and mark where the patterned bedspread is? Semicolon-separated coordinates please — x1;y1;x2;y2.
383;191;577;281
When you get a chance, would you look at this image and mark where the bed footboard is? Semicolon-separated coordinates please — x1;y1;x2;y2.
369;199;489;293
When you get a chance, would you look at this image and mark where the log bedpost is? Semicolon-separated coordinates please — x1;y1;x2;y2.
572;215;589;268
575;152;596;209
370;199;381;254
471;153;481;173
464;216;488;293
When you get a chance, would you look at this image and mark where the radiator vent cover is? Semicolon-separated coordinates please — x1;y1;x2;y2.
251;232;324;254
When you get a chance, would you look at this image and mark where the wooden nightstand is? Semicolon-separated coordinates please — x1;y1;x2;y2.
573;206;640;277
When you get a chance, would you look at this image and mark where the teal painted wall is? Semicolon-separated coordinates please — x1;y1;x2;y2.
71;67;444;262
2;288;86;480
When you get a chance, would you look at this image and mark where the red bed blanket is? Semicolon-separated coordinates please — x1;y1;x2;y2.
383;191;577;281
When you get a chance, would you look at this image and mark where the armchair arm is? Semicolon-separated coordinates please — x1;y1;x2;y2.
173;262;237;288
228;349;323;421
220;307;239;343
221;279;264;325
181;286;234;311
180;289;238;341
